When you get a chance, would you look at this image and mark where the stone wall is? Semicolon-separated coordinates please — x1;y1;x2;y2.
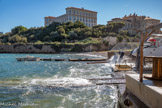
0;44;57;53
103;37;117;46
111;42;138;50
0;44;110;53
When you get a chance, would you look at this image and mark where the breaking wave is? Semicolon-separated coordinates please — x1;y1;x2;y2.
23;77;92;87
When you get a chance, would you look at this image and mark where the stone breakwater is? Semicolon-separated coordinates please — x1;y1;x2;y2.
0;44;110;53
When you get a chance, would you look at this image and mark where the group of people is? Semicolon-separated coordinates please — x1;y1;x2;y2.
111;51;125;64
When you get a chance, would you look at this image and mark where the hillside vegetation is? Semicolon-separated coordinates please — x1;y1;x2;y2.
0;21;139;46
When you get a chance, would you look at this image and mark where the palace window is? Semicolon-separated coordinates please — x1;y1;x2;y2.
91;14;93;17
80;11;82;15
69;10;71;14
46;19;49;23
80;17;82;21
73;16;76;20
91;19;93;22
69;15;72;20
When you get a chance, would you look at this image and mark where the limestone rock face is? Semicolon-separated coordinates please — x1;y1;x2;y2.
0;44;56;53
0;44;110;53
103;37;117;46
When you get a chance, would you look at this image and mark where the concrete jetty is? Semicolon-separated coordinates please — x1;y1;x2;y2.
125;74;162;108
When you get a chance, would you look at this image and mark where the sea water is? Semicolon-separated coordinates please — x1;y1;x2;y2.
0;54;118;108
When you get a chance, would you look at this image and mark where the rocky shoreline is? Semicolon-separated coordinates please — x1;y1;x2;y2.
0;43;110;53
0;42;136;57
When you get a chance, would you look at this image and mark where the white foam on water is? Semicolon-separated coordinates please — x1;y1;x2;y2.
73;53;106;58
69;67;79;77
106;55;136;70
23;77;92;87
84;85;117;108
68;65;89;77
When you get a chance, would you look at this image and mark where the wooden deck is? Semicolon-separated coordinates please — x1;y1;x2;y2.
144;56;162;80
114;64;132;71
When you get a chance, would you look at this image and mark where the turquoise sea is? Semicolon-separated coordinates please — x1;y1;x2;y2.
0;54;117;108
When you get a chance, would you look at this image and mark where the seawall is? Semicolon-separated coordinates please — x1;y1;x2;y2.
0;44;110;53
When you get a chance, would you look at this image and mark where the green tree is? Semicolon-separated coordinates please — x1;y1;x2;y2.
3;20;128;44
52;31;61;41
43;36;51;42
73;21;86;28
117;36;123;43
106;22;125;33
80;27;92;39
66;21;74;31
92;25;106;37
8;35;21;43
21;37;27;43
119;30;128;36
69;31;78;40
11;26;27;34
8;35;27;43
57;26;65;34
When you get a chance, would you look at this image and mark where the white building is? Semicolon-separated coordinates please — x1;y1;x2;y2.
44;7;97;27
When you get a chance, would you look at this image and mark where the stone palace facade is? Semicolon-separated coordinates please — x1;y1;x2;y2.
108;13;160;35
44;7;97;27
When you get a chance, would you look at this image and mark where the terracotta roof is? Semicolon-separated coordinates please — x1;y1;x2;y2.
44;16;56;18
144;17;160;21
66;7;97;13
122;16;133;19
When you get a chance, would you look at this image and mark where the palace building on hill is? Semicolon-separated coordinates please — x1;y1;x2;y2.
108;13;161;35
44;7;97;27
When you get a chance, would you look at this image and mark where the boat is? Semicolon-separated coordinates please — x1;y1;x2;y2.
16;56;40;61
131;34;162;57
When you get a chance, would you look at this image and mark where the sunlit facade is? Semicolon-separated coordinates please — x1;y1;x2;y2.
108;13;160;35
44;7;97;27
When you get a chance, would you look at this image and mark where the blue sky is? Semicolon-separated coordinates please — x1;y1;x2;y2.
0;0;162;33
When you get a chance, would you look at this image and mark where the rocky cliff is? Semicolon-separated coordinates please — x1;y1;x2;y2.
0;44;110;53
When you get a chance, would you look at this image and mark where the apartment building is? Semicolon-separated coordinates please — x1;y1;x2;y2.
44;7;97;27
108;13;160;35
